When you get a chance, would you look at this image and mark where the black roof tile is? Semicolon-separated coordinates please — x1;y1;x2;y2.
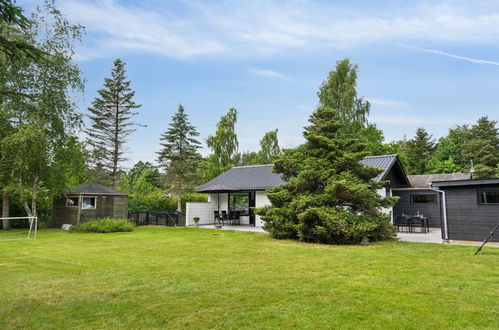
67;182;127;196
197;155;407;192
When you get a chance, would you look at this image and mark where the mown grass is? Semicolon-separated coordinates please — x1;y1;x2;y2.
0;227;498;329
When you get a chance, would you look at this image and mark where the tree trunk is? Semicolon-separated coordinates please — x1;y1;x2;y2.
177;195;182;212
112;103;120;189
24;200;33;217
2;192;10;230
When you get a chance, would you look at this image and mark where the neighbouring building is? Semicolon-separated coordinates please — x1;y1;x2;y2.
52;182;128;227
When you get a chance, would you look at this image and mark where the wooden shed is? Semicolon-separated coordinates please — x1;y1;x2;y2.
52;183;128;227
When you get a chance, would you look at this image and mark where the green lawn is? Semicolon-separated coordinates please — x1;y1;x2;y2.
0;227;498;329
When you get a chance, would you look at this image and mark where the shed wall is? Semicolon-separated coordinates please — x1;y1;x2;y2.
51;195;128;227
443;185;499;242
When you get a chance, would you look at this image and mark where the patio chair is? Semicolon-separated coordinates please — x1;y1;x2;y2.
221;210;229;226
230;211;241;225
395;215;410;232
213;211;220;225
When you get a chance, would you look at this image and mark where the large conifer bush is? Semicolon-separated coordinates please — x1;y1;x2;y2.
256;106;397;244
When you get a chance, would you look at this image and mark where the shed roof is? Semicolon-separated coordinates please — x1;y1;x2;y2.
432;178;499;188
67;182;127;196
408;173;471;188
196;154;409;192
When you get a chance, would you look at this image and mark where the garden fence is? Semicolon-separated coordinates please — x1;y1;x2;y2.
128;211;185;226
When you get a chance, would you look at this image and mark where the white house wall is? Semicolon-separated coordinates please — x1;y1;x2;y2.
185;202;215;226
255;191;270;227
186;193;229;226
377;187;394;223
188;189;393;227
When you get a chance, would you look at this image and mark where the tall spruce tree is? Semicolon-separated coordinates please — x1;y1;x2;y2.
255;106;397;244
86;59;141;188
405;128;435;174
462;116;499;178
157;105;201;211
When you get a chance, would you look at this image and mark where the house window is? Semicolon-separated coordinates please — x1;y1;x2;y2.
229;193;249;215
82;197;97;209
410;194;437;204
480;191;499;204
66;197;79;207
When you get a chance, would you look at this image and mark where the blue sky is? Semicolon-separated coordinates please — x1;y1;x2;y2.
22;0;499;168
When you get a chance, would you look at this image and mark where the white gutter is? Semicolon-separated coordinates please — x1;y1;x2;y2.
391;187;449;240
432;188;448;240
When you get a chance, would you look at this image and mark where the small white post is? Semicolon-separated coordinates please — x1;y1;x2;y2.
27;217;33;239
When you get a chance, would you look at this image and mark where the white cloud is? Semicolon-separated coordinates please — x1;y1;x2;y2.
250;68;287;78
60;0;225;61
369;98;408;108
58;1;499;61
412;46;499;66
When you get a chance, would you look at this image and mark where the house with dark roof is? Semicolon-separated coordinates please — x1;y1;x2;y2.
392;173;472;229
186;155;410;227
432;178;499;242
52;183;128;227
189;154;497;243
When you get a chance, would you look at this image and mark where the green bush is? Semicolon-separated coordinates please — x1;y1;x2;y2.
70;218;135;233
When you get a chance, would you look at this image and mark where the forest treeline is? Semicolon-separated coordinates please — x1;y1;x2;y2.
1;1;497;229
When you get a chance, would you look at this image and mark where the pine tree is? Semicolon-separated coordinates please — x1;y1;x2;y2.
86;59;141;188
255;106;397;244
157;105;201;211
405;128;435;174
462;116;499;178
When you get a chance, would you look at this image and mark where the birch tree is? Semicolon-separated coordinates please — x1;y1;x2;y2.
259;129;280;164
205;107;238;177
0;0;85;222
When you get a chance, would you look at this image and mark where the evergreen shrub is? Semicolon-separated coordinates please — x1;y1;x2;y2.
70;218;135;233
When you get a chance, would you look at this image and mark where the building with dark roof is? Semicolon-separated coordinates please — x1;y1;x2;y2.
196;164;284;191
186;154;494;243
392;173;472;229
361;154;410;184
187;155;410;227
431;178;499;242
407;173;471;188
52;183;128;227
